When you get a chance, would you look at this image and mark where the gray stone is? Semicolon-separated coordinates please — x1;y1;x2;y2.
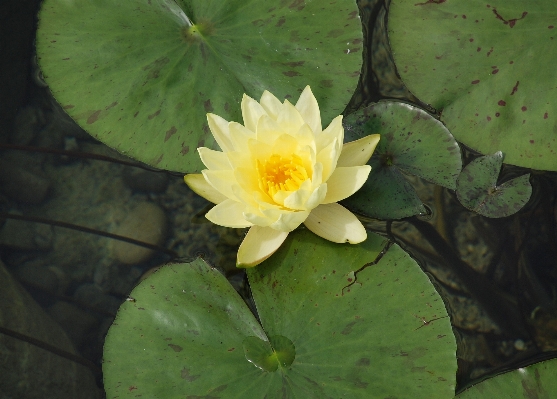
112;202;167;265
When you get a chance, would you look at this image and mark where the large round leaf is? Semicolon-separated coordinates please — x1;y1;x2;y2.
103;229;457;398
388;0;557;171
343;101;461;219
36;0;363;173
457;359;557;398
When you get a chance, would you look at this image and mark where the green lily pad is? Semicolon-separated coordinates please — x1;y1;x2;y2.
456;151;532;218
103;229;457;398
456;359;557;398
36;0;363;173
388;0;557;171
343;101;461;219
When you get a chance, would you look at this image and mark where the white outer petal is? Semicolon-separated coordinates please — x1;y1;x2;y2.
198;147;231;170
304;203;367;244
241;94;267;132
205;199;253;228
276;100;305;133
316;115;343;153
269;210;309;232
237;226;289;268
183;174;227;204
202;170;237;201
295;85;322;135
337;134;380;167
207;113;234;152
322;165;371;204
260;90;283;120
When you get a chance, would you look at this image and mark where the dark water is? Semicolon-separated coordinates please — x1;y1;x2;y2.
1;0;556;397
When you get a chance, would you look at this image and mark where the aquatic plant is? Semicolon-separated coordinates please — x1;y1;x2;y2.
34;0;557;397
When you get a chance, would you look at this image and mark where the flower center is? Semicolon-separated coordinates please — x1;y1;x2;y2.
257;154;309;198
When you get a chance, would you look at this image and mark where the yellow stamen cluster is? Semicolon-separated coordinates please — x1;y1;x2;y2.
257;154;309;198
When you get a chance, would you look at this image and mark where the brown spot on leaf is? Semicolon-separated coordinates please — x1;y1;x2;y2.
471;80;480;84
168;343;183;352
154;154;163;165
148;109;161;119
544;112;548;119
143;57;170;80
203;99;213;112
521;106;527;111
106;101;118;110
487;116;492;121
511;81;520;95
283;70;301;77
498;100;506;106
288;0;305;11
356;357;370;366
181;368;201;382
63;104;75;109
341;321;357;335
87;110;101;124
165;126;177;142
415;0;446;5
327;29;344;38
276;16;286;27
320;79;333;88
348;10;358;19
181;143;190;155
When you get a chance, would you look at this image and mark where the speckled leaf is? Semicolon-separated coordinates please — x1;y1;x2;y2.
343;101;461;219
104;229;457;398
456;151;532;218
36;0;363;173
247;229;457;399
388;0;557;171
457;359;557;398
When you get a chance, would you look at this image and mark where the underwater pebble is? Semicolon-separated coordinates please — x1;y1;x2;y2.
47;301;98;348
12;105;46;145
0;217;53;251
112;202;167;265
0;159;51;204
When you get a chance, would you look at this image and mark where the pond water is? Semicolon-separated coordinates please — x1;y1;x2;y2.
1;0;556;398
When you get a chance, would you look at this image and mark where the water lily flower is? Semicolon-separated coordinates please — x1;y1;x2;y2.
184;86;379;267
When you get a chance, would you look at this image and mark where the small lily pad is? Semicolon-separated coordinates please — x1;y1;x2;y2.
36;0;363;173
456;151;532;218
343;101;461;219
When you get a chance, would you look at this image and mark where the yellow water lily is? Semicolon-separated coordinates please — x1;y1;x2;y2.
184;86;379;267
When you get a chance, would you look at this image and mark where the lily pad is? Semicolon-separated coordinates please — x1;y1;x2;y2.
36;0;363;173
103;229;457;398
457;359;557;398
388;0;557;171
456;151;532;218
343;101;461;219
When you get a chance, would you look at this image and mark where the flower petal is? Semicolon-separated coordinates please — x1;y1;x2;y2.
317;137;341;182
269;210;309;232
237;226;289;268
276;100;305;133
304;203;367;244
304;183;327;210
207;113;234;152
202;169;237;200
241;94;267;132
205;199;253;228
183;174;227;204
295;86;322;134
315;115;343;153
256;114;283;145
322;165;371;204
228;122;255;153
198;147;231;170
260;90;283;120
337;134;380;167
